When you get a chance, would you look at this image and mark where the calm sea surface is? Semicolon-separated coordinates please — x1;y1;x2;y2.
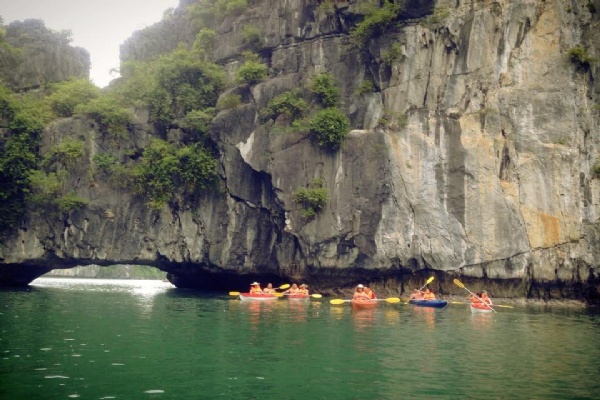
1;278;599;399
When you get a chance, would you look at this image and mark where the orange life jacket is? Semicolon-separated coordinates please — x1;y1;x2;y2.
423;292;436;300
250;287;262;294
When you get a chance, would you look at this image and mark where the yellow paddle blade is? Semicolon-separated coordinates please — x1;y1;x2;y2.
385;297;401;303
278;284;290;290
273;292;284;297
453;278;465;288
311;294;322;298
330;299;346;305
496;304;514;309
229;291;240;296
451;301;466;304
426;276;435;284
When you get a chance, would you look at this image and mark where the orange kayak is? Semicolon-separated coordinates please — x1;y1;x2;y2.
286;293;309;301
351;298;378;309
239;293;278;301
470;302;493;313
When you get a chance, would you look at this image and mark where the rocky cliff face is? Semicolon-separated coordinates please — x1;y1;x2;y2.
0;19;90;90
1;0;599;302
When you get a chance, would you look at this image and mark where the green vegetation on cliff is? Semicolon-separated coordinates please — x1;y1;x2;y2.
293;178;328;219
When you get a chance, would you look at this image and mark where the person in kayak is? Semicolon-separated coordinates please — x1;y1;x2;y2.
263;283;275;294
364;286;377;299
249;282;263;294
353;284;371;300
283;283;300;294
480;291;493;305
423;288;436;300
298;284;309;295
410;288;424;300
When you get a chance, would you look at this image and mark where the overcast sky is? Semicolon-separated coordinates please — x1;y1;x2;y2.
0;0;180;87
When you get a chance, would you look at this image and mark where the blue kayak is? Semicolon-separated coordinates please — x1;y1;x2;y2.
408;299;448;308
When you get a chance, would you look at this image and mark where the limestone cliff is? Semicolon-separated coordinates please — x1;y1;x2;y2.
1;0;599;302
0;19;90;90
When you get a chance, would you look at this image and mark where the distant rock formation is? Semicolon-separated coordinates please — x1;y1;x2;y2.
0;19;90;90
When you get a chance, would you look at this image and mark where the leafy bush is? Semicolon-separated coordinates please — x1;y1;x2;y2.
309;108;350;151
241;25;262;50
381;43;402;64
133;139;218;209
0;131;39;232
310;73;340;107
235;57;269;85
355;79;375;95
215;0;248;18
593;157;600;176
265;90;308;122
350;2;401;46
293;178;328;218
181;108;214;140
48;78;99;117
75;94;133;136
42;138;85;170
193;28;217;58
568;45;597;69
216;94;242;110
93;153;119;176
55;192;88;213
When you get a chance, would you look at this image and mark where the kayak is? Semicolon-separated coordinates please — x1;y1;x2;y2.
408;299;448;309
286;293;309;301
351;298;378;310
470;302;494;313
238;293;278;301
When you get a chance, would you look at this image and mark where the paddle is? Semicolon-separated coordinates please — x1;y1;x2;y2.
451;301;513;309
418;276;435;291
329;297;400;305
279;293;323;298
453;279;497;313
229;283;290;296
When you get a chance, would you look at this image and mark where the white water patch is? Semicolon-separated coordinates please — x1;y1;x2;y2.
100;397;116;399
144;390;164;394
71;354;82;357
45;375;69;379
111;363;124;366
68;395;80;398
35;368;48;371
40;348;52;351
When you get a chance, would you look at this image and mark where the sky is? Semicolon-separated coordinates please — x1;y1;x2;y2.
0;0;180;87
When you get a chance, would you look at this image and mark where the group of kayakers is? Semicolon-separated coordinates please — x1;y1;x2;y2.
249;282;310;295
353;284;377;300
409;288;437;300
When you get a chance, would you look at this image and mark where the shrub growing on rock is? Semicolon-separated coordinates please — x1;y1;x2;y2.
309;108;350;151
310;72;340;107
48;78;99;117
235;56;269;85
293;178;328;219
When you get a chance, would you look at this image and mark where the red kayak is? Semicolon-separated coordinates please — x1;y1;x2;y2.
238;293;278;302
470;302;494;313
351;298;378;310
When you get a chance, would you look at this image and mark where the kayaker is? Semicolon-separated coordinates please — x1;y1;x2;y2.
298;284;309;295
263;283;275;294
364;286;377;299
284;283;300;294
410;288;424;300
353;284;371;300
249;282;263;294
480;291;493;305
468;292;484;304
423;288;436;300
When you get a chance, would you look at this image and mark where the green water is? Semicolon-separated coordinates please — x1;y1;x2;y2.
1;278;599;399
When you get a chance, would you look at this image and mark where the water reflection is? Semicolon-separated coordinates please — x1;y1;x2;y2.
411;306;437;328
352;308;376;331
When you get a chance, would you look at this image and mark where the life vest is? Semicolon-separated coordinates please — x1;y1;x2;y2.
423;292;436;300
250;286;262;294
353;291;371;300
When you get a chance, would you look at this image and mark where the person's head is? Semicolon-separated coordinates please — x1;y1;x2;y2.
425;288;431;293
300;284;307;289
266;283;273;288
481;291;488;297
251;282;260;287
291;283;298;288
356;284;364;291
